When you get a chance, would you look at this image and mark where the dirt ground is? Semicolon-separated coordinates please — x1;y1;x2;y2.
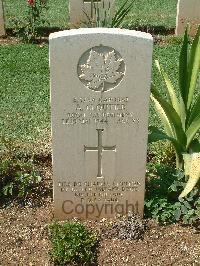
0;25;175;46
0;158;200;266
0;201;200;265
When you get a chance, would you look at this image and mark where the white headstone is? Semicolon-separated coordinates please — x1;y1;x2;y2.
176;0;200;36
50;28;153;220
69;0;115;28
0;0;5;36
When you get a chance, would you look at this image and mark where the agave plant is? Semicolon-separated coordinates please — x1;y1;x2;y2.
149;26;200;196
179;153;200;197
82;0;134;28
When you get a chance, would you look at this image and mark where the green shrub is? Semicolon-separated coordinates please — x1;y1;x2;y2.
0;136;42;200
49;222;98;266
148;141;176;167
10;0;49;43
145;164;200;224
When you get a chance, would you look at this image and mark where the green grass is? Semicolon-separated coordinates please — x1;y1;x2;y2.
1;0;181;147
4;0;69;29
119;0;177;30
4;0;177;30
0;41;182;147
0;44;50;143
150;40;181;127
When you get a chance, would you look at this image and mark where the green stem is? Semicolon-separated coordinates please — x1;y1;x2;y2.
175;153;183;169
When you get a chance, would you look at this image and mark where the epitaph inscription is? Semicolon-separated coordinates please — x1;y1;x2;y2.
50;28;153;220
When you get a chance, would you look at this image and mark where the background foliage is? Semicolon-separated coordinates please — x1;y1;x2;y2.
0;42;181;151
145;164;200;224
4;0;177;30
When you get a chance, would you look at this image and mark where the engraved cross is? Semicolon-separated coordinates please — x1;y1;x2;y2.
84;129;116;178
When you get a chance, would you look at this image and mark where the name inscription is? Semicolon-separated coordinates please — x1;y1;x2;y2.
62;97;140;126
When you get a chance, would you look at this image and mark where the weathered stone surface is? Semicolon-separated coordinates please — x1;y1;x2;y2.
50;28;153;220
0;0;5;36
176;0;200;36
69;0;115;28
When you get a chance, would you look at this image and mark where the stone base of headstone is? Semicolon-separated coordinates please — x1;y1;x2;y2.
176;0;200;36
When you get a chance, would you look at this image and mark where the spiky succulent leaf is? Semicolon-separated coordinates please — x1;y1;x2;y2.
179;26;189;108
148;126;185;158
151;86;187;148
155;60;181;116
186;113;200;149
187;26;200;109
150;93;174;137
186;91;200;129
111;0;135;28
179;153;200;198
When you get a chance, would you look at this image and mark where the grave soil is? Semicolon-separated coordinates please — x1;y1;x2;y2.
0;36;19;45
0;26;176;46
0;162;200;266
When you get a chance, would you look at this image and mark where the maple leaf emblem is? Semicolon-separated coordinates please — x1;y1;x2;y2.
79;49;124;91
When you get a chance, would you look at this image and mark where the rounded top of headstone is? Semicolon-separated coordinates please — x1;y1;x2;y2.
49;28;153;42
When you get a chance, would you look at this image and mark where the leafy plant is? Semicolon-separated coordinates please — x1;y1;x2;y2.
145;164;200;224
149;26;200;167
82;0;135;28
10;0;48;43
179;152;200;197
0;136;42;200
145;197;175;223
148;141;176;167
169;170;200;224
149;26;200;196
49;222;98;266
